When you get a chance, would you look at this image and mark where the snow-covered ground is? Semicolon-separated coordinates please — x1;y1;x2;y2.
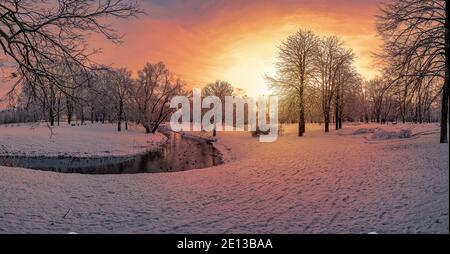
0;122;448;233
0;123;166;157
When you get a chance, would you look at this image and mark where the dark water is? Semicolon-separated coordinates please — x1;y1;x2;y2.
0;132;223;174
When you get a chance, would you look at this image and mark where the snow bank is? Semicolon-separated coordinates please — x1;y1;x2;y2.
352;127;379;135
0;123;447;234
352;125;413;140
0;123;166;157
371;128;412;140
168;129;235;162
399;129;413;138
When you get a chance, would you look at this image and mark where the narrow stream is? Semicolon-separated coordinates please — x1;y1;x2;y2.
0;131;223;174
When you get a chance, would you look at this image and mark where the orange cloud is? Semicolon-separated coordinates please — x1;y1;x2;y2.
3;0;383;100
118;0;382;97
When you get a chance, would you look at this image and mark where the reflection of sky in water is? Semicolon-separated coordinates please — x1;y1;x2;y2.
0;132;222;174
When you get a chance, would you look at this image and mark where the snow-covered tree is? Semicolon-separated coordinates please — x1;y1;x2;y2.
132;62;186;133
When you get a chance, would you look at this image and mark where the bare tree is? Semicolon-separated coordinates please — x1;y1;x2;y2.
0;0;143;104
377;0;448;143
342;77;365;122
132;62;186;133
267;29;318;136
334;63;359;129
89;68;114;124
108;68;133;131
202;81;235;100
365;77;386;123
314;36;354;132
202;80;235;129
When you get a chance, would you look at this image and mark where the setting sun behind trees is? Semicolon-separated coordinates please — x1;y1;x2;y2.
92;0;382;97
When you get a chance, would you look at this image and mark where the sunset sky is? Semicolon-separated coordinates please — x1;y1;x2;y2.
0;0;384;102
91;0;383;97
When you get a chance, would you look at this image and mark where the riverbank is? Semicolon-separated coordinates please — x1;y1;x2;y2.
0;123;223;174
159;124;236;163
0;123;448;233
0;123;167;158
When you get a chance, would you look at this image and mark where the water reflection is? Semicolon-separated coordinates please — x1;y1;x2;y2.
0;132;222;174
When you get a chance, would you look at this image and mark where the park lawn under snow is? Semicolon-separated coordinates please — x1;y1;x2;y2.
0;122;166;157
0;122;448;233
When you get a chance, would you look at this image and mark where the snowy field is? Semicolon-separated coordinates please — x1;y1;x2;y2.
0;123;166;157
0;122;448;233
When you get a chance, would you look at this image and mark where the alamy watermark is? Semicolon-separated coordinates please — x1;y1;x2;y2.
169;88;279;142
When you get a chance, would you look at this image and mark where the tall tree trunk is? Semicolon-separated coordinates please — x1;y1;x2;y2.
300;108;305;135
324;112;330;132
298;104;304;137
49;106;54;126
298;114;302;136
91;106;94;124
66;101;71;125
335;101;339;130
117;99;123;132
80;107;85;125
440;8;449;143
67;100;73;125
57;96;60;126
49;86;55;126
102;106;106;124
299;88;305;136
441;83;448;143
338;89;343;129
